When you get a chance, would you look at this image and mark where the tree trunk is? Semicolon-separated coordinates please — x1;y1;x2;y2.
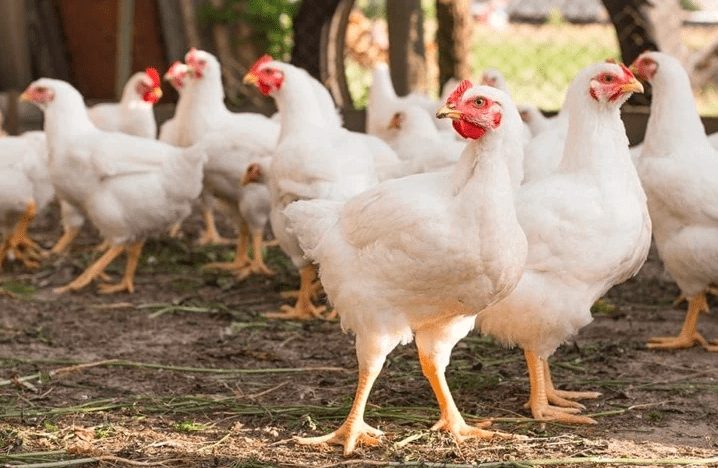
602;0;658;66
386;0;426;96
436;0;472;90
291;0;342;80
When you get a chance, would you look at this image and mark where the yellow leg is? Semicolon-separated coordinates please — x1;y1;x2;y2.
49;226;81;256
236;231;275;280
524;350;597;424
280;279;323;300
53;245;124;294
265;265;326;320
533;360;602;410
197;206;231;245
168;221;182;238
202;223;250;272
648;293;717;351
295;366;383;456
418;351;508;441
7;201;43;268
97;241;144;294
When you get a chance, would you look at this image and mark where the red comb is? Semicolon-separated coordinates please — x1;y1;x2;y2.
250;55;274;75
165;61;181;78
146;67;160;87
447;79;472;105
619;62;635;79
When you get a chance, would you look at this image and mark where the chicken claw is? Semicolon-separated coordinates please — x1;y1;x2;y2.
648;294;716;352
264;303;326;321
524;351;598;425
295;421;383;456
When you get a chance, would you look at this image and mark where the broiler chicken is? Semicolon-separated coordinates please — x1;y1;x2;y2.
481;68;532;145
366;63;450;140
22;79;206;294
384;105;465;173
0;131;53;268
284;83;527;455
632;51;718;352
175;49;279;258
236;157;274;279
476;62;651;423
243;56;379;320
159;61;189;145
88;68;161;139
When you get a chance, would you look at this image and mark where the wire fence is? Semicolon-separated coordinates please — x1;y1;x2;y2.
334;0;718;115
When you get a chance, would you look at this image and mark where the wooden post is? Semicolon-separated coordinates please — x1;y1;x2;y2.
386;0;426;96
115;0;135;100
436;0;473;90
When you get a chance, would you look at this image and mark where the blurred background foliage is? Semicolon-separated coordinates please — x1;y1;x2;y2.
199;0;299;60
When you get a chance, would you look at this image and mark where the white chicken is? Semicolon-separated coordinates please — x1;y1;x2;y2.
243;56;379;320
0;131;53;268
175;49;278;258
481;68;532;145
476;62;651;423
383;105;466;173
236;157;274;278
366;63;450;140
632;51;718;352
22;79;206;294
517;104;554;136
158;61;189;146
284;82;527;455
87;68;161;139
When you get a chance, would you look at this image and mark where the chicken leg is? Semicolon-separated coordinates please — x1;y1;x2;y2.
265;265;326;320
524;350;597;424
97;241;144;294
203;223;250;273
236;231;275;280
3;201;43;268
648;293;717;351
53;245;124;294
523;360;601;411
48;226;81;256
416;335;512;442
197;205;231;245
295;337;391;456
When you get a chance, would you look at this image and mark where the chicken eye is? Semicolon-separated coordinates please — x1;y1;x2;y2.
35;86;47;93
475;97;485;107
602;74;614;83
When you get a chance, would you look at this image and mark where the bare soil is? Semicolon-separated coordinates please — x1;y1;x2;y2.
1;206;717;467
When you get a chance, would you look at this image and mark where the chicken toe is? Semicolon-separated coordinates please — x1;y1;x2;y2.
294;421;382;456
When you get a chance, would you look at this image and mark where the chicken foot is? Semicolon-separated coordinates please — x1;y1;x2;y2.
54;245;124;294
524;350;597;424
2;201;44;268
97;241;144;294
648;293;717;351
47;226;81;256
197;205;232;245
235;231;275;280
523;360;601;411
417;328;513;442
202;224;250;272
295;338;390;456
265;265;326;320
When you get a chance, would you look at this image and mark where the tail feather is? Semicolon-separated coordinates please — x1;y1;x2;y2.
283;199;343;262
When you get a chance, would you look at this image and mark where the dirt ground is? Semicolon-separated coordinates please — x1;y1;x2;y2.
1;206;717;467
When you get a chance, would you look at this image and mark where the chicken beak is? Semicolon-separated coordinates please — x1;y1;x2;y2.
436;105;461;120
621;79;644;94
19;90;32;102
243;72;259;86
152;87;163;99
387;114;401;130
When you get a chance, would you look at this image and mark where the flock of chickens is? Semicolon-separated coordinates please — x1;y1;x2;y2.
1;48;717;455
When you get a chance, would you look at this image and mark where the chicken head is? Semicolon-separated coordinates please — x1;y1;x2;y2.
436;79;503;140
